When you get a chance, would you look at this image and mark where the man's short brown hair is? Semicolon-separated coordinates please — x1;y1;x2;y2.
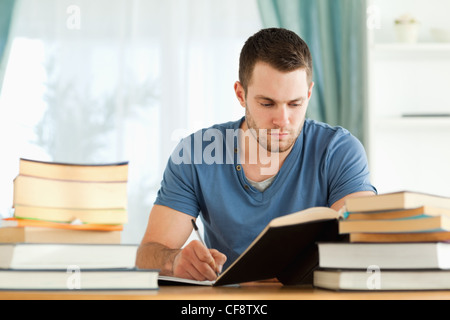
238;28;313;93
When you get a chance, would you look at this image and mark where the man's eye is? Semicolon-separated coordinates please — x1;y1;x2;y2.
260;103;273;107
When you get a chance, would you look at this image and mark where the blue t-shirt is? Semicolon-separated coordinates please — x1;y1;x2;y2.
155;117;376;269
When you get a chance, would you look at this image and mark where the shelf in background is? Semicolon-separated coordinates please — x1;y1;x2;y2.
371;43;450;58
373;115;450;128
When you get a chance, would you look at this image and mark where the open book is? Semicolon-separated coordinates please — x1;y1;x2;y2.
159;207;344;286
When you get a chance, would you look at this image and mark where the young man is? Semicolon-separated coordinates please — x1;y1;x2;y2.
135;28;376;281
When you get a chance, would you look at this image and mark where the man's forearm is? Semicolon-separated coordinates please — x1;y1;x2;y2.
135;242;180;276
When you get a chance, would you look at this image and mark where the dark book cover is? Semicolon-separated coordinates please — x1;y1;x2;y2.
214;219;345;286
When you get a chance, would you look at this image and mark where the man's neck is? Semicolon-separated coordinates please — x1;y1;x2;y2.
239;120;292;182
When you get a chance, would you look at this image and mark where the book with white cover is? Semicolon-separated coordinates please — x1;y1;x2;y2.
0;268;158;290
314;269;450;291
318;242;450;269
0;243;138;269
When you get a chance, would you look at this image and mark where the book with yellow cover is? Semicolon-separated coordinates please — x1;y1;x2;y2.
19;158;129;182
345;191;450;212
13;175;127;210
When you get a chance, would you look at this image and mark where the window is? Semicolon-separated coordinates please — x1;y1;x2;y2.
0;0;262;243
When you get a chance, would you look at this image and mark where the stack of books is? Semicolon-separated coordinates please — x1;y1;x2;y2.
0;242;158;290
3;158;130;244
0;158;158;290
313;191;450;291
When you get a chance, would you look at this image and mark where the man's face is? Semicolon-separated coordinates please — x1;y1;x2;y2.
235;61;314;153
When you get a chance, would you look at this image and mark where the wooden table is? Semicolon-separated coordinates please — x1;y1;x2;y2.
2;282;450;300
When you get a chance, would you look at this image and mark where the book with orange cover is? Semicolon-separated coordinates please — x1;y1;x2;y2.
1;218;123;231
349;231;450;243
0;218;122;244
339;214;450;234
346;206;450;221
13;205;127;225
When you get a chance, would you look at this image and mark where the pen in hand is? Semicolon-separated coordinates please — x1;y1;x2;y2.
191;219;219;277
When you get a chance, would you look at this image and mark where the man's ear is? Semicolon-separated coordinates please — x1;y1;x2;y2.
234;81;246;108
308;81;314;99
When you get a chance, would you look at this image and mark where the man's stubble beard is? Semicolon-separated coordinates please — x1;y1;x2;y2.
244;105;302;154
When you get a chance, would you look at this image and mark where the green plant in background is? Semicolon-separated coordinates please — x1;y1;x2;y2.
34;56;158;164
394;14;419;25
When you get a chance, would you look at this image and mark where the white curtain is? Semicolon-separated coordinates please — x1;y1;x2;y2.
0;0;262;243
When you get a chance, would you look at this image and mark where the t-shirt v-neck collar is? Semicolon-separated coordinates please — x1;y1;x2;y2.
233;118;304;201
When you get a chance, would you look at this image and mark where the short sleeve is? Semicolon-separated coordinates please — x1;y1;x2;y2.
325;131;377;207
154;138;201;217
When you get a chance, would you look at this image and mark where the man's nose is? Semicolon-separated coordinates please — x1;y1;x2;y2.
273;105;289;128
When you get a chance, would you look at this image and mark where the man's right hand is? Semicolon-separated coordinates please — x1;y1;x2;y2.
135;205;227;282
172;240;227;281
